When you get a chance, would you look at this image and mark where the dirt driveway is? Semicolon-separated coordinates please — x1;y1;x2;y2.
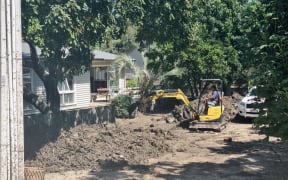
37;111;288;180
25;94;288;180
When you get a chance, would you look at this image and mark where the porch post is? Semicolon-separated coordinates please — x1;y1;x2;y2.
0;0;24;179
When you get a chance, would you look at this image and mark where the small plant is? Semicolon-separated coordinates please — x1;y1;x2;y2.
127;78;138;88
111;95;137;118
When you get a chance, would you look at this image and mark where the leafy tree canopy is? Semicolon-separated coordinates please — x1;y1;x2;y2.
22;0;144;113
137;0;243;96
247;0;288;140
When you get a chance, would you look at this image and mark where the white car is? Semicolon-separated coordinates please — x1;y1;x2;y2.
237;86;265;118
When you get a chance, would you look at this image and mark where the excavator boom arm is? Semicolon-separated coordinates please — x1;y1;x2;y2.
148;89;194;111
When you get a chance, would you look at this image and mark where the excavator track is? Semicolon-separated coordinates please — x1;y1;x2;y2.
189;119;227;132
172;105;227;132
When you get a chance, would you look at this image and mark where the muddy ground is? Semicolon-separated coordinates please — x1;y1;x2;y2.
25;93;288;180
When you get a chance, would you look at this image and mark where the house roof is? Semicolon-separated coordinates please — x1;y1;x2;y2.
91;50;117;61
22;42;42;59
22;42;117;64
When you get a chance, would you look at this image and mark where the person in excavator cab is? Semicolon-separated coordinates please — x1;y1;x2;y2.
201;85;220;115
204;85;220;109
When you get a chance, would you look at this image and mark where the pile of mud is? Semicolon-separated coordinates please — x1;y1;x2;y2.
25;93;243;173
222;92;243;121
26;123;176;172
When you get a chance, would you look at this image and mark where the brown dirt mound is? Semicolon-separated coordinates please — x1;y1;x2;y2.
26;92;288;179
25;93;244;173
26;121;176;173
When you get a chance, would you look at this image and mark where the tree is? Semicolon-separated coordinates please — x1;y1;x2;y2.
244;0;288;140
137;0;243;97
112;53;158;112
101;25;139;54
22;0;144;113
233;0;266;84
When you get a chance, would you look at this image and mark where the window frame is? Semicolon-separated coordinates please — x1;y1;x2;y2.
58;78;75;106
23;67;35;113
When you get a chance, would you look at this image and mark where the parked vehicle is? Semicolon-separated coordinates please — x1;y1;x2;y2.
237;86;265;118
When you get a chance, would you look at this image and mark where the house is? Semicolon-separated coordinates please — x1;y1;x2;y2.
22;43;117;115
90;49;144;97
90;50;117;99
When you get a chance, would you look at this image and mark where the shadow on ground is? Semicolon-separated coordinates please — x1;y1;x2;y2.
25;105;115;161
85;140;288;180
231;114;254;124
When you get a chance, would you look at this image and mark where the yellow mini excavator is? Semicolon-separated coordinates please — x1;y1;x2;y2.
146;79;226;131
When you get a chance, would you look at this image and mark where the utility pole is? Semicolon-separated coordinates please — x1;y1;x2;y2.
0;0;24;179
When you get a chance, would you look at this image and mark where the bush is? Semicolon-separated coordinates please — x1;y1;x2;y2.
127;79;138;88
111;95;138;118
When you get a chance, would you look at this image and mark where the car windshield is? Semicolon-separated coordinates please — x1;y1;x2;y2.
247;88;256;96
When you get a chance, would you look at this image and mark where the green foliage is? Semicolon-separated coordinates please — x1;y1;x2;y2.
137;0;243;97
22;0;127;77
111;95;136;118
112;52;158;112
21;0;144;112
247;0;288;140
101;26;139;54
127;79;138;88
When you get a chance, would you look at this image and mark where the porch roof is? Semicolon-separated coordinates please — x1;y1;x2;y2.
22;42;42;59
91;50;117;67
91;50;117;61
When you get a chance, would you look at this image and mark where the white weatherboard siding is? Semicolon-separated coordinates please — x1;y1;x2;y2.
32;70;46;102
24;70;91;114
73;71;91;109
24;70;45;115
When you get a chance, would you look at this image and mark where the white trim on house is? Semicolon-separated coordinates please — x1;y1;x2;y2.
58;78;76;107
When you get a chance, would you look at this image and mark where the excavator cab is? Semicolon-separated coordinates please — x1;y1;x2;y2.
198;79;224;121
189;79;226;131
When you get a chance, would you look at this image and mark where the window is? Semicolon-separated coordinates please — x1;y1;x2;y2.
23;67;32;91
23;67;35;112
58;77;74;105
90;67;108;92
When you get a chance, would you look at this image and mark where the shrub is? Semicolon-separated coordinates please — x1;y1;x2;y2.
111;95;137;118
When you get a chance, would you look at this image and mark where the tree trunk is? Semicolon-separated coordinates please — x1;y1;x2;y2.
44;76;60;113
23;87;49;114
193;80;199;98
26;42;61;114
223;82;232;96
23;75;61;114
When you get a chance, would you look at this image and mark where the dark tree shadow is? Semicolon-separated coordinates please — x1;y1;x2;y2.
24;105;115;161
84;141;288;180
231;114;254;124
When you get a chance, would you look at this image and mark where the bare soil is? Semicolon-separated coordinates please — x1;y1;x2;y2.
25;93;288;180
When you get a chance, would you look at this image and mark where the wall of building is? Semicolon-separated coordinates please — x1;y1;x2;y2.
25;105;115;128
24;70;91;115
74;71;91;108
